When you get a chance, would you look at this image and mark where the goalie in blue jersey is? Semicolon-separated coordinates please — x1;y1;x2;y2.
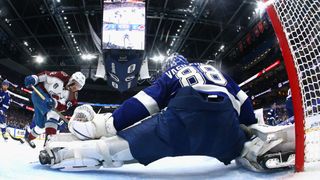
39;54;294;172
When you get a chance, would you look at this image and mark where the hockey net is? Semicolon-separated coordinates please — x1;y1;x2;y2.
265;0;320;172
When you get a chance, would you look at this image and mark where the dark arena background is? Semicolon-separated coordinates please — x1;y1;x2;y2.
0;0;319;179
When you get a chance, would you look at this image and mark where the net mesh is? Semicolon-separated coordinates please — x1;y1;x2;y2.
272;0;320;162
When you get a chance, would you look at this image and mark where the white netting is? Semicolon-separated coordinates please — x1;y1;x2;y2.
272;0;320;162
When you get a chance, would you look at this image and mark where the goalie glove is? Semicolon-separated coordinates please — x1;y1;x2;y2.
68;105;117;140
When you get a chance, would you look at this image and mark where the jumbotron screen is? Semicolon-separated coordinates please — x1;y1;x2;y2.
102;0;145;50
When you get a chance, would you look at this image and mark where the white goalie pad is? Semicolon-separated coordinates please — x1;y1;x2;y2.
51;158;102;171
249;124;295;152
43;135;132;171
45;138;111;171
237;124;296;172
46;133;82;149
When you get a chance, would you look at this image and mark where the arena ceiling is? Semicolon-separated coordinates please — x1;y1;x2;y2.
0;0;260;74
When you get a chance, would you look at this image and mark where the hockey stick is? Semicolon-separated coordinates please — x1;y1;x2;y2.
31;85;69;123
7;130;24;144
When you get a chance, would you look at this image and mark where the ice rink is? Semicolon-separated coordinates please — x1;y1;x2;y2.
1;138;320;180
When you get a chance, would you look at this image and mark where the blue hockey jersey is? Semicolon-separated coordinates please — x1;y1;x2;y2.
285;92;293;118
113;63;257;131
0;89;10;114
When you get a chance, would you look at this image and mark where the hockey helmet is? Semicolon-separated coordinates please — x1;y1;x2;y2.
161;53;188;72
2;79;9;87
68;72;86;90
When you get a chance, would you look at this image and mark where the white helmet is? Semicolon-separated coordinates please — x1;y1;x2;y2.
68;72;86;90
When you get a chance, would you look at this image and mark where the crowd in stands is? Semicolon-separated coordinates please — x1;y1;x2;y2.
264;103;290;125
6;106;33;129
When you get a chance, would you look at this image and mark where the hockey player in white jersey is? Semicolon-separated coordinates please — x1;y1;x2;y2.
24;71;85;148
38;53;266;171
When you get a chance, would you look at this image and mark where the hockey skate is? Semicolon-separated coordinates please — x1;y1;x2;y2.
237;124;296;172
24;131;36;148
2;132;8;141
257;151;295;170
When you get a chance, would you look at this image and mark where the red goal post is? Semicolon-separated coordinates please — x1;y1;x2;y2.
264;0;320;172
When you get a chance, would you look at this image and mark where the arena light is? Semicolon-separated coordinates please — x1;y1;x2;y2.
151;55;165;62
255;1;266;14
219;45;225;52
81;54;96;61
23;41;29;46
255;0;275;15
34;55;45;64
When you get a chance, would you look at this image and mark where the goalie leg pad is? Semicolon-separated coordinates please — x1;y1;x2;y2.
238;124;296;172
249;124;295;152
236;157;266;172
51;158;103;171
240;136;283;162
41;135;133;171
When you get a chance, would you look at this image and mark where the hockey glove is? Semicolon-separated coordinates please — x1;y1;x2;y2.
24;75;38;87
68;105;117;140
45;98;57;110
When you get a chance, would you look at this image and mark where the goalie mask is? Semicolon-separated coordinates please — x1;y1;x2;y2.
68;72;86;91
161;53;188;72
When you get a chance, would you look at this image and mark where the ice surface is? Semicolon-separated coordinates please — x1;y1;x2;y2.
0;138;319;180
